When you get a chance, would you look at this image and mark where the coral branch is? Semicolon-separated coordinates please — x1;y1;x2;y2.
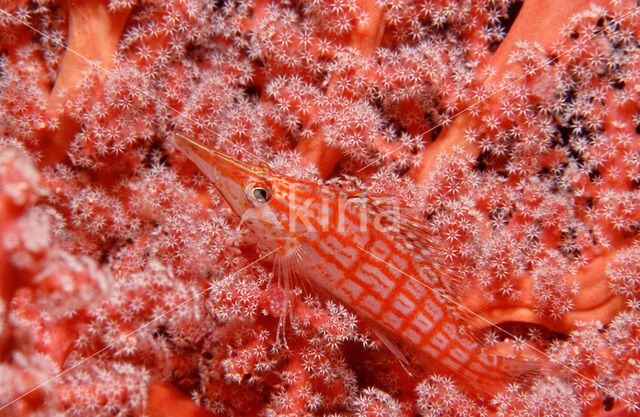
295;0;385;178
146;383;219;417
411;0;608;183
44;0;131;164
465;245;626;332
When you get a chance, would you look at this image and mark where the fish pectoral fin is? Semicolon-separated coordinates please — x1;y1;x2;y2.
370;325;412;373
272;246;307;348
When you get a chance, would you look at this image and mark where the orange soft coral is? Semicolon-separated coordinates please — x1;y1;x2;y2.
2;0;640;416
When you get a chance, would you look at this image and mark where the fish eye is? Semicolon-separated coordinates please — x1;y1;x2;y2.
245;182;272;205
253;187;268;201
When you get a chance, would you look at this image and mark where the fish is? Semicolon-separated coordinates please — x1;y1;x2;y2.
172;133;536;396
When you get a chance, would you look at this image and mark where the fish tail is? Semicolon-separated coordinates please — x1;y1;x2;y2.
448;346;547;397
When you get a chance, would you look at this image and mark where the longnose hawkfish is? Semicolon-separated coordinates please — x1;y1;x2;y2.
172;133;537;396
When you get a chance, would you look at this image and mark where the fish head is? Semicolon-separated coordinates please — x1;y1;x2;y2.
172;134;318;248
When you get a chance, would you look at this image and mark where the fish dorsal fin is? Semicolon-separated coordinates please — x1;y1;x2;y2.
355;195;497;327
357;195;459;282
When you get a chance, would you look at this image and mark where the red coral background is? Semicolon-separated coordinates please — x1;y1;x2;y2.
1;0;640;416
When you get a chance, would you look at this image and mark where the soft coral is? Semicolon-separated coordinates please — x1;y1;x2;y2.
2;1;640;416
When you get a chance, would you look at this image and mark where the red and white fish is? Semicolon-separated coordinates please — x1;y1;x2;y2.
173;133;535;396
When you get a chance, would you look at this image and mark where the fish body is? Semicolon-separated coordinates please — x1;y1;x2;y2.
173;134;525;395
